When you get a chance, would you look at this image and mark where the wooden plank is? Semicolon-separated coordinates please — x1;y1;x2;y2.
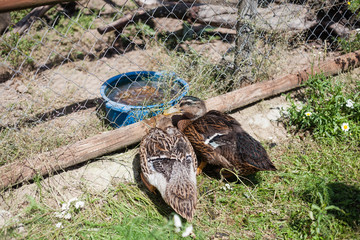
0;0;75;13
1;50;360;189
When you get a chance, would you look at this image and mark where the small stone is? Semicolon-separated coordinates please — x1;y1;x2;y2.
0;13;11;34
16;84;28;94
0;64;11;83
0;210;13;228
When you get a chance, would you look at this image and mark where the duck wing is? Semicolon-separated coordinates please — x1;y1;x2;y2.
140;127;197;221
187;110;276;172
140;127;197;180
183;111;236;168
235;128;277;171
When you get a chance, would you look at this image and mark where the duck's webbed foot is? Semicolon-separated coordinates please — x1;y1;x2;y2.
196;161;207;175
141;172;157;194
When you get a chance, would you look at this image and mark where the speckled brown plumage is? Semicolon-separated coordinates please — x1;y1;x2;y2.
165;96;277;176
140;116;197;221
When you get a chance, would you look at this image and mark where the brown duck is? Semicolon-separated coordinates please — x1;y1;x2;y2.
164;96;276;176
140;115;197;221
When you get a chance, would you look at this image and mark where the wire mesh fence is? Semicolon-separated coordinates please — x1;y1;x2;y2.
0;0;359;172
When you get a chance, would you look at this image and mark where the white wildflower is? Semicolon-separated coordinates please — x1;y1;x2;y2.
55;222;63;228
55;211;66;219
341;123;349;132
174;214;182;232
68;198;78;205
75;201;85;209
345;99;354;109
63;213;72;220
223;183;232;191
305;112;312;117
182;225;193;237
61;203;69;211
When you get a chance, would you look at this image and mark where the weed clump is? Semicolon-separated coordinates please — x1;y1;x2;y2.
284;73;360;142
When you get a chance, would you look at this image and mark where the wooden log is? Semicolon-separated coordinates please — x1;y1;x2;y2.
1;50;360;189
0;118;151;190
97;2;236;34
98;9;147;35
207;50;360;112
0;0;75;13
12;5;55;35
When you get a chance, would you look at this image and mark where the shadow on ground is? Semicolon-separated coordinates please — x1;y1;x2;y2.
296;180;360;229
327;182;360;227
202;164;261;186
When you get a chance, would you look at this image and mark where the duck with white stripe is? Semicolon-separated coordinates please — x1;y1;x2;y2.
164;96;277;176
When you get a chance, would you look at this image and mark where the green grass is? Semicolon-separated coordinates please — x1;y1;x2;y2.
10;9;32;23
337;0;360;54
337;32;360;53
285;73;360;142
348;0;360;15
0;32;38;69
52;10;97;36
1;138;359;239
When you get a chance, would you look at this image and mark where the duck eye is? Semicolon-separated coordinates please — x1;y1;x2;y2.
185;155;192;164
180;101;192;107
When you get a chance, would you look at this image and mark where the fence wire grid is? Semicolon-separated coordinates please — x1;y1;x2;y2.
0;0;359;169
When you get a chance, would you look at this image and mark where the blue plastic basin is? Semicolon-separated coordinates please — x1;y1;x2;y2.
100;71;189;128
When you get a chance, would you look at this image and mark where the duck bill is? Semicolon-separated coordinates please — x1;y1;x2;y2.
163;105;182;115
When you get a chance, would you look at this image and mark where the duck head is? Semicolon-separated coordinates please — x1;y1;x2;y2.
164;96;207;120
155;115;174;130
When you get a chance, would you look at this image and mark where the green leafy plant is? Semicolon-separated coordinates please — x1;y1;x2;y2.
135;21;156;40
309;193;343;237
182;22;221;43
347;0;360;14
335;1;360;53
337;33;360;53
299;178;344;237
53;10;96;36
10;9;32;22
0;32;37;68
118;21;156;48
284;73;360;141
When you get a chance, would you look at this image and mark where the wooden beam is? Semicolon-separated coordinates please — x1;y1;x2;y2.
12;5;55;35
0;50;360;189
0;0;75;13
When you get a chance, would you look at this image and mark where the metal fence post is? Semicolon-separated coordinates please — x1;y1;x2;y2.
234;0;257;83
